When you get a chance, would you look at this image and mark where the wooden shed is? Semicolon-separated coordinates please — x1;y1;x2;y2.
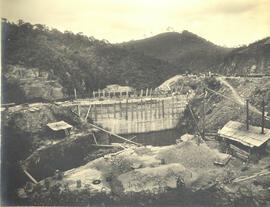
218;121;270;160
47;121;72;139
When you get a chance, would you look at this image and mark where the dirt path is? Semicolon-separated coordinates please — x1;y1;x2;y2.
217;77;268;119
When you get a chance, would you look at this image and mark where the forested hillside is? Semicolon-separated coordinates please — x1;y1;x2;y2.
2;20;179;102
2;20;270;103
120;31;232;73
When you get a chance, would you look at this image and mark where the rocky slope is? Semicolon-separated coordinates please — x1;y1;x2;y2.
214;37;270;75
3;65;65;103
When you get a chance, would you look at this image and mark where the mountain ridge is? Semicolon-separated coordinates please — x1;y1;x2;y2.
119;30;232;73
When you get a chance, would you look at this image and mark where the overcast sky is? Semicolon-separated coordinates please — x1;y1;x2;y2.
2;0;270;47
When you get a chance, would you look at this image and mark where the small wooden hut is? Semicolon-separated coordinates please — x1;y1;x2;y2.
218;121;270;160
47;121;72;139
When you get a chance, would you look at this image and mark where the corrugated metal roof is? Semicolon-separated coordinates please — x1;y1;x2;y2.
47;121;72;131
218;121;270;148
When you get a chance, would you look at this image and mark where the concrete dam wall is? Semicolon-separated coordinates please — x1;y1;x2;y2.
76;95;189;134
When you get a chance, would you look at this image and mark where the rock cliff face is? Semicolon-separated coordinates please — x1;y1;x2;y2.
215;37;270;75
3;65;65;103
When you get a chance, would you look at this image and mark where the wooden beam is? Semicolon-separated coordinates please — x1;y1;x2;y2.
246;99;249;130
233;171;270;183
88;123;142;146
91;144;124;148
23;169;38;184
123;136;136;144
126;98;128;120
74;88;77;99
84;105;92;121
92;133;98;145
187;103;203;141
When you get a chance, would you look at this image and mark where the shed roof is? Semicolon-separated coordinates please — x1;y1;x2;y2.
47;121;72;131
218;121;270;148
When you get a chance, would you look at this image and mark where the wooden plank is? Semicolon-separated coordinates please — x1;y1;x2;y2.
235;151;249;160
23;169;38;184
92;133;98;145
77;104;81;117
214;155;231;166
123;136;136;144
74;88;77;99
1;103;15;106
233;171;270;183
84;105;92;121
91;144;124;148
230;144;250;156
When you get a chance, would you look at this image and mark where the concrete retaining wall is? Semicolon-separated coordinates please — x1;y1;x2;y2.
78;95;188;134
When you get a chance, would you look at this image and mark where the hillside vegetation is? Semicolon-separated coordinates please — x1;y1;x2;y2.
120;31;232;73
2;20;270;103
2;20;178;102
214;37;270;75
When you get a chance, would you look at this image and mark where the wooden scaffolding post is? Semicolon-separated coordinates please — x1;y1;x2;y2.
114;102;116;119
162;100;165;118
78;104;81;117
119;101;122;118
187;103;203;143
125;98;128;120
202;88;206;139
94;104;97;121
172;96;174;117
100;102;103;118
131;101;134;121
150;99;152;120
146;88;149;97
262;99;265;134
141;99;143;119
158;100;161;118
246;99;249;130
145;100;147;120
74;88;77;99
136;102;139;120
85;104;92;121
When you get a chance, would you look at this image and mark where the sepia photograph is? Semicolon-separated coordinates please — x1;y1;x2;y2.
1;0;270;206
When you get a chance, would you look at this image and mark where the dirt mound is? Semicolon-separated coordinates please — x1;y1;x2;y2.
157;140;225;170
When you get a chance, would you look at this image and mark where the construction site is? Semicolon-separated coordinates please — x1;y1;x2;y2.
2;74;270;207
